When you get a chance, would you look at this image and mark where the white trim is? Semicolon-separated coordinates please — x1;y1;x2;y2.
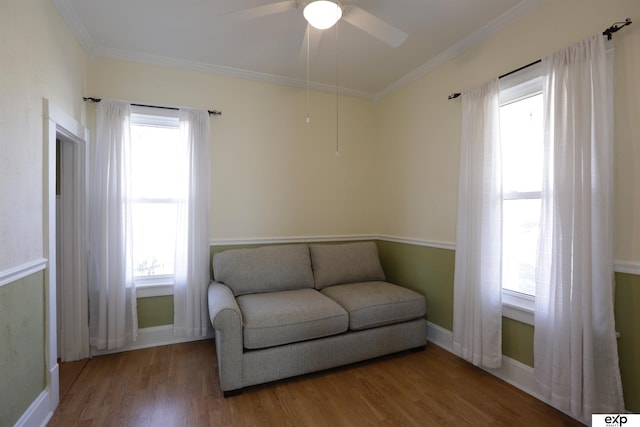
136;284;174;298
48;363;59;421
210;234;380;246
210;236;640;279
42;99;90;420
426;321;587;424
210;234;457;250
502;303;534;325
51;0;95;58
55;0;544;102
0;258;48;288
90;325;214;356
427;321;454;351
93;46;376;101
43;102;89;144
13;389;53;427
377;235;456;251
502;290;535;325
375;0;547;101
614;260;640;275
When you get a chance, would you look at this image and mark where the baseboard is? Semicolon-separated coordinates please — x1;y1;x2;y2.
428;321;540;398
48;362;59;414
13;389;53;427
428;322;540;392
426;321;454;351
91;325;215;357
426;322;596;424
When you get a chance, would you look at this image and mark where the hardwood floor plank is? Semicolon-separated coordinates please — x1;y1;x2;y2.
47;339;584;426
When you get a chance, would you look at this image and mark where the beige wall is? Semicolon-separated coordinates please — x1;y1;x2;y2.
87;1;640;261
88;58;381;241
0;0;88;425
376;0;640;263
0;0;88;271
2;0;638;422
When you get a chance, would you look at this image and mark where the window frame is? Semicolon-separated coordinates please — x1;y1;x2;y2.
499;63;543;325
129;106;181;296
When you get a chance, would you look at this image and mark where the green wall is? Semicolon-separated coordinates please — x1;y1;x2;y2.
376;240;640;412
501;318;535;367
137;295;174;328
0;272;46;427
140;239;639;412
615;273;640;412
135;244;271;328
376;240;454;330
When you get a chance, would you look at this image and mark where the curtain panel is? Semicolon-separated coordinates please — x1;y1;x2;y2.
452;78;503;369
173;109;212;338
88;100;138;350
534;34;624;419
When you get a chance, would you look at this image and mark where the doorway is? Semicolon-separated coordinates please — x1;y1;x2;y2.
56;134;89;362
43;98;90;411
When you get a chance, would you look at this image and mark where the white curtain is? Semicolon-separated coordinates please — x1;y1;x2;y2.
173;109;211;338
534;34;624;419
88;100;138;350
452;78;503;369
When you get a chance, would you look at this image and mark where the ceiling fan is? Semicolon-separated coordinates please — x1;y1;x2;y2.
226;1;407;151
225;1;408;58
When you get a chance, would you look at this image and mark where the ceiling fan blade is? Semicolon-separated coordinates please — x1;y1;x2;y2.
342;6;407;47
223;1;298;23
299;24;322;62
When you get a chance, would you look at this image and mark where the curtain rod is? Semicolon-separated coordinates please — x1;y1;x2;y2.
447;18;632;100
83;97;222;116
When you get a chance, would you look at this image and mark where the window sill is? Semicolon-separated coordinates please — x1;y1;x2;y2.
135;276;174;298
502;290;534;325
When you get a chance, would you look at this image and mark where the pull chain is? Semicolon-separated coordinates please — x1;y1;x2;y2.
306;24;311;124
335;18;340;157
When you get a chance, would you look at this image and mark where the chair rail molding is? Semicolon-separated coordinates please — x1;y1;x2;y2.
0;258;48;288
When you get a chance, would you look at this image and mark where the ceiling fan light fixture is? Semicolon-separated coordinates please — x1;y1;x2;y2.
303;1;342;30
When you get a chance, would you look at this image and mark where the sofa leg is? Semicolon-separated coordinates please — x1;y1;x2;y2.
223;389;243;398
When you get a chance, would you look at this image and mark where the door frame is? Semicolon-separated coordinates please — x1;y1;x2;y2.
43;98;89;412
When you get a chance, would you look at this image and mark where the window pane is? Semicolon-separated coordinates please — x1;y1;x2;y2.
130;124;181;199
132;202;177;277
502;199;540;296
500;94;543;193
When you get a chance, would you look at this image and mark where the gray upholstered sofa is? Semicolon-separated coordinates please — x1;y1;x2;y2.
207;241;427;395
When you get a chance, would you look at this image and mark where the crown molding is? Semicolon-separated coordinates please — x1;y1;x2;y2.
374;0;547;101
56;0;546;102
52;0;96;58
94;46;376;101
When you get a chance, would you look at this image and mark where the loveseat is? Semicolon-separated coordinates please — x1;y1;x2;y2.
207;241;427;395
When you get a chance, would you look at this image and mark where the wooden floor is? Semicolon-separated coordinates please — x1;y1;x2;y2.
48;340;584;426
58;358;90;400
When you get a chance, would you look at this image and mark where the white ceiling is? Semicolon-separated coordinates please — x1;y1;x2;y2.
54;0;545;99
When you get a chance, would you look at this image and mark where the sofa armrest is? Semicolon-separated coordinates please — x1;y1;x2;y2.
208;281;244;393
208;281;243;328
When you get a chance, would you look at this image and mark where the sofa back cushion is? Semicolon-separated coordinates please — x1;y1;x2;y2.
213;244;314;296
309;242;386;289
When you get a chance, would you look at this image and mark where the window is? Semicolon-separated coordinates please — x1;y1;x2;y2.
129;108;181;293
499;63;543;322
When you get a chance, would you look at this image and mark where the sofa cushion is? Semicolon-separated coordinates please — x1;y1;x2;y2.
237;289;349;350
213;244;314;296
321;281;426;331
309;242;385;290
